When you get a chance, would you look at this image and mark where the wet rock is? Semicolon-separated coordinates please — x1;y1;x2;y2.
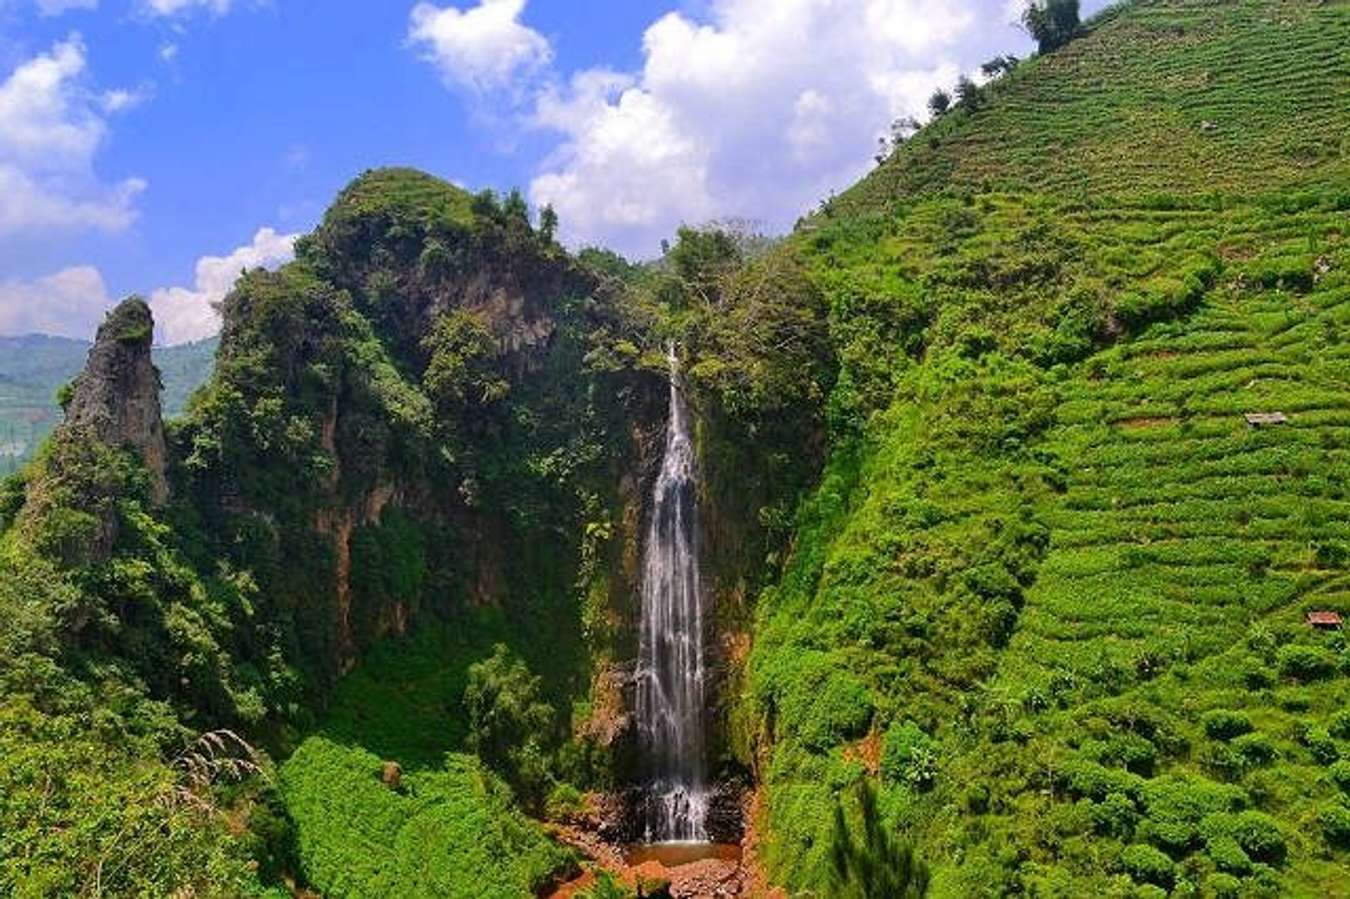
705;779;748;844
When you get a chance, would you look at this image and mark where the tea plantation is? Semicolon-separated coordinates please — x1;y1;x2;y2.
745;0;1350;894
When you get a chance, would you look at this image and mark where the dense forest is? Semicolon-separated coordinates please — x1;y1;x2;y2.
1;0;1348;897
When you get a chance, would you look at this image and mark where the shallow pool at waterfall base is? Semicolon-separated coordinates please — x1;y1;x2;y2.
625;843;743;867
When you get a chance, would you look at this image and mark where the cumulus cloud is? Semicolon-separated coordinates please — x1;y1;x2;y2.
527;0;971;255
0;228;297;343
0;265;112;339
0;35;146;237
149;227;299;345
408;0;552;93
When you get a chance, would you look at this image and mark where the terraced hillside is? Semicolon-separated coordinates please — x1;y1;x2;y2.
842;0;1350;214
744;0;1350;895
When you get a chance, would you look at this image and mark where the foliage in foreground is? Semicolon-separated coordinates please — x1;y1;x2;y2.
830;781;930;898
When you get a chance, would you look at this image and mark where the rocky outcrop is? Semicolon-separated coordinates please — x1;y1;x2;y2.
65;298;169;504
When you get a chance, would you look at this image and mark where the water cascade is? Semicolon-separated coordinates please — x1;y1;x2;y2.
636;345;709;843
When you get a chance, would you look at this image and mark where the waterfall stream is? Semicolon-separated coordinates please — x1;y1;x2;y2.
636;346;709;843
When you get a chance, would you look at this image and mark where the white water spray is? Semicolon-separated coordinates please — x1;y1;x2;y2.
636;345;709;842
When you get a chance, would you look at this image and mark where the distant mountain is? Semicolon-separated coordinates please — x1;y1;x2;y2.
0;334;216;474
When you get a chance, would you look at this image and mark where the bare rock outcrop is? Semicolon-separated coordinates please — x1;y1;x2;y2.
65;297;169;504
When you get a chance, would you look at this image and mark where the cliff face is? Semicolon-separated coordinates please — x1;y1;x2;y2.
166;169;669;713
65;298;169;504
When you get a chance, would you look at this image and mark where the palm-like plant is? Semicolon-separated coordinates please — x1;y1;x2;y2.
829;781;930;899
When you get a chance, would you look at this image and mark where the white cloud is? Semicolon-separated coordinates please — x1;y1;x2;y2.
141;0;234;15
34;0;98;15
148;227;299;345
0;228;297;343
0;35;146;237
101;84;152;113
526;0;971;255
408;0;552;93
158;42;180;62
0;266;112;339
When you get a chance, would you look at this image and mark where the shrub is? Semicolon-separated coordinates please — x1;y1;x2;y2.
1231;733;1277;767
1062;758;1145;802
1277;645;1336;681
1319;805;1350;849
577;871;629;899
1205;873;1242;898
881;721;937;791
777;655;874;751
1097;733;1158;776
1330;711;1350;741
1091;791;1138;838
1139;776;1246;853
1201;811;1285;865
1119;843;1175;888
1202;710;1252;741
545;783;587;822
1301;726;1340;765
1329;760;1350;794
1242;662;1275;691
1205;835;1252;875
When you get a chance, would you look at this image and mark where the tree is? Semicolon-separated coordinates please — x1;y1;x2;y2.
464;644;557;806
956;75;983;110
539;204;558;242
1022;0;1081;54
829;781;930;899
876;116;922;164
503;188;530;224
927;89;952;118
667;226;743;308
980;54;1019;79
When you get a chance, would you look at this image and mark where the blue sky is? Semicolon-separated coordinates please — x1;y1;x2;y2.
0;0;1110;343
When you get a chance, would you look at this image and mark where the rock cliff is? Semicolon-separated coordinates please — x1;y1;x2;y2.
65;298;169;504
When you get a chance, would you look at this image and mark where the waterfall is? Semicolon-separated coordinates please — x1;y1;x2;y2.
636;345;709;843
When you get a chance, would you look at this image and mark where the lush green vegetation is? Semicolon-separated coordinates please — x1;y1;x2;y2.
280;740;570;898
744;1;1350;895
0;169;654;894
2;1;1348;895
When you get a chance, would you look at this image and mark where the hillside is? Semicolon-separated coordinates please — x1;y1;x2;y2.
0;334;216;474
839;0;1350;212
746;0;1350;896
